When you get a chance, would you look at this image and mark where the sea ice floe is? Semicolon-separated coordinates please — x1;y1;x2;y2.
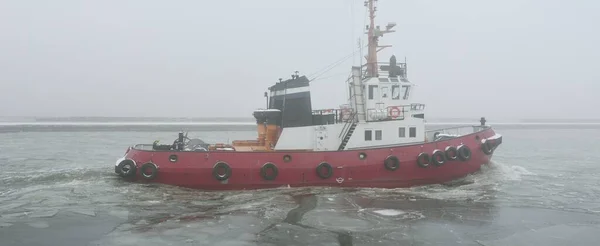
372;209;406;216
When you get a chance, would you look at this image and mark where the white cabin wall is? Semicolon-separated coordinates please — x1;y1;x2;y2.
274;126;315;150
314;124;345;151
274;124;345;150
344;117;426;149
362;77;415;122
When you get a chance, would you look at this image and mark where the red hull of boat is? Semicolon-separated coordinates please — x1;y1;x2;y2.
116;128;500;190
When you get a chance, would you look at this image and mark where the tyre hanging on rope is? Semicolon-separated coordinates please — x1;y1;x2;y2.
316;162;333;179
212;161;232;181
140;162;159;180
431;149;446;166
260;162;278;181
481;139;494;155
416;152;430;168
384;155;400;171
117;159;137;178
445;146;458;161
457;144;472;161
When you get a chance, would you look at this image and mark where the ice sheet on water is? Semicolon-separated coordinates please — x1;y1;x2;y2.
27;221;49;228
372;209;405;216
477;223;600;246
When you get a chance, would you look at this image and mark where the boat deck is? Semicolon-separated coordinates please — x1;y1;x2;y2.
131;125;491;152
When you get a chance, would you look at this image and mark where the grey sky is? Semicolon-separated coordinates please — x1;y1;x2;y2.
0;0;598;119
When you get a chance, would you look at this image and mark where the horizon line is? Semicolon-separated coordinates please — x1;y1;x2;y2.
1;121;600;126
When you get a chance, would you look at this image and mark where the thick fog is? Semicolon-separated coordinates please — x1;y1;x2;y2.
0;0;598;120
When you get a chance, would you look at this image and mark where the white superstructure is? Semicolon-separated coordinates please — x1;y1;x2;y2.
271;0;428;151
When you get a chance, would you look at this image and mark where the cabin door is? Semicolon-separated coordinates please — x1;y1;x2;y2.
314;125;329;151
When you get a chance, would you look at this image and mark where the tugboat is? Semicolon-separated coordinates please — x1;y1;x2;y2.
114;0;502;190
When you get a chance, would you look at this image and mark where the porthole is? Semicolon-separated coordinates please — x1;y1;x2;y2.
358;152;367;160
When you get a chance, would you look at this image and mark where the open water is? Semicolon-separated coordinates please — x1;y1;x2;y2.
0;123;599;246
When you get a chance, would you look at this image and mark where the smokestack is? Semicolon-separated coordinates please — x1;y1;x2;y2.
263;109;282;150
252;110;267;145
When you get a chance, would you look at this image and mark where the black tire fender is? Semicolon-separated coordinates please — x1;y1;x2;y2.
117;159;137;178
416;152;430;168
431;149;446;166
140;162;158;180
457;144;472;161
260;162;278;181
444;146;458;161
481;139;494;155
316;162;333;179
213;162;232;181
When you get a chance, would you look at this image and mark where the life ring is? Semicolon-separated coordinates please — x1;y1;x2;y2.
212;161;232;181
117;159;137;178
456;145;472;161
431;150;446;166
384;155;400;171
481;139;494;155
444;146;458;161
140;162;158;180
260;162;278;181
416;152;430;168
316;162;333;179
388;106;402;119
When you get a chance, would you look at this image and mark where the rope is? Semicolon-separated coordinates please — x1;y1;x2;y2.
308;45;366;83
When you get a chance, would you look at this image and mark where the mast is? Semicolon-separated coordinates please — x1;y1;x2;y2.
364;0;396;77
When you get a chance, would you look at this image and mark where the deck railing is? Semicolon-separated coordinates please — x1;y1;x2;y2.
425;125;489;142
364;103;425;122
360;62;408;79
312;108;355;125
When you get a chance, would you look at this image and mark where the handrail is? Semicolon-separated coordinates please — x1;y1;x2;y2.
338;111;357;138
424;125;490;143
360;61;408;78
424;125;487;134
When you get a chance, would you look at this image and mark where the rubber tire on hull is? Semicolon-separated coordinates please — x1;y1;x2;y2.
117;159;137;178
384;155;400;171
445;146;458;161
416;152;430;168
213;162;232;181
431;150;446;166
260;162;278;181
481;139;494;155
140;163;158;180
457;145;472;161
316;162;333;179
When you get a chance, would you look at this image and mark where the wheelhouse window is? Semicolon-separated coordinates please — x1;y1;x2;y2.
392;85;400;100
381;86;389;98
365;130;372;141
402;85;411;100
409;127;416;138
375;130;382;140
399;127;406;137
368;85;378;100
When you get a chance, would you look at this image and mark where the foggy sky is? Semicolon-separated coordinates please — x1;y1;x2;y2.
0;0;598;120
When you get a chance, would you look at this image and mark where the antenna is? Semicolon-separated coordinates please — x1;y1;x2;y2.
364;0;396;77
